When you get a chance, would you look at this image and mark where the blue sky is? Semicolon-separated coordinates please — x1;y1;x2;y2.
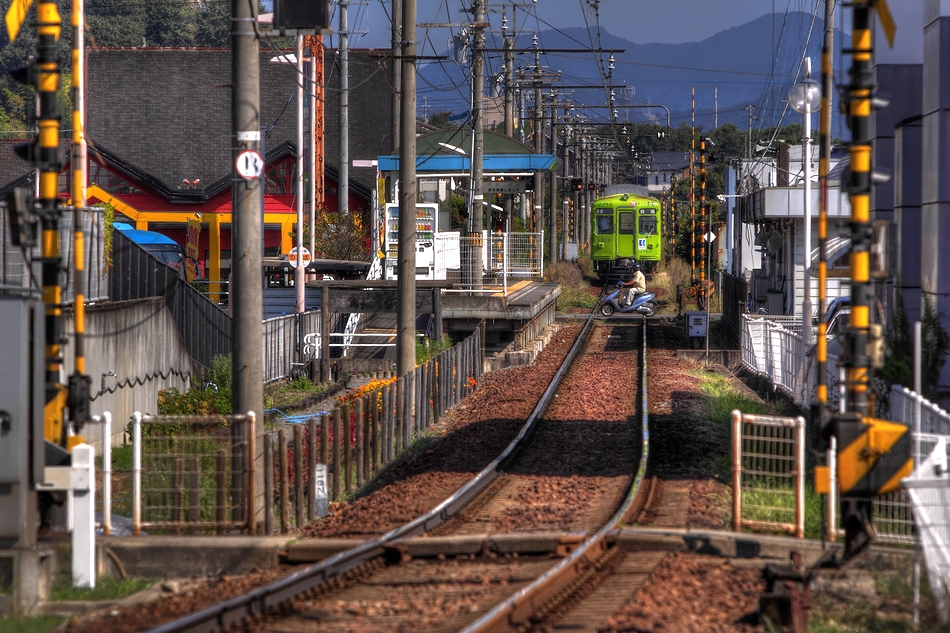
294;0;777;49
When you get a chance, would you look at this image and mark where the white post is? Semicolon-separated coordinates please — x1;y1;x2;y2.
914;320;922;629
132;412;142;536
102;412;112;536
71;443;95;588
503;233;508;296
313;463;328;518
801;93;813;349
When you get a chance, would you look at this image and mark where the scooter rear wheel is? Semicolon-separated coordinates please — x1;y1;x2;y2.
600;302;615;317
640;302;657;317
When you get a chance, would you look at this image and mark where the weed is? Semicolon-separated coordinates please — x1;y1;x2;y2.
50;575;152;601
0;615;64;633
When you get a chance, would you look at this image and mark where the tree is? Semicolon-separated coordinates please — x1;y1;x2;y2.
291;210;370;262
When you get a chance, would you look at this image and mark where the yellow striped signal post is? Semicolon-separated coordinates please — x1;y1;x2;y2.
7;0;91;451
812;0;908;561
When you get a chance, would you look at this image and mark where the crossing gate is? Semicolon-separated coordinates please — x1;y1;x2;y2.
731;410;806;537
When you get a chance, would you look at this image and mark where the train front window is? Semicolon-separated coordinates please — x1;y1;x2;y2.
595;214;613;234
618;211;635;235
639;215;658;235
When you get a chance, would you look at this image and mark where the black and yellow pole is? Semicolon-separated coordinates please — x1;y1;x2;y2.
827;0;910;560
669;175;676;257
34;0;68;448
816;0;833;422
68;0;91;440
690;87;696;284
700;135;707;306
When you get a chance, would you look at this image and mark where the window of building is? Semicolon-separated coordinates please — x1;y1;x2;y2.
265;160;297;195
88;163;142;194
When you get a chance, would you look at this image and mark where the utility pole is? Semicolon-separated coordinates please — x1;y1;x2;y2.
745;104;757;160
469;0;486;287
533;48;543;235
295;36;305;313
396;0;417;377
502;6;514;232
549;96;558;264
231;0;264;530
338;0;349;215
391;0;401;151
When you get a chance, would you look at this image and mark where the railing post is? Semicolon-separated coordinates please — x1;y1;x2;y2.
263;432;274;535
308;416;317;522
132;412;142;536
731;409;741;533
355;398;364;488
279;428;289;534
294;424;304;527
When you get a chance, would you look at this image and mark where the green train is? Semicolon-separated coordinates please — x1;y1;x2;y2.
590;185;663;281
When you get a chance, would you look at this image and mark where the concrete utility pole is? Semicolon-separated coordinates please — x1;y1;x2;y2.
391;0;401;149
338;0;349;215
469;0;486;286
296;36;305;313
502;7;514;231
533;49;543;234
549;98;558;264
396;0;417;377
231;0;264;530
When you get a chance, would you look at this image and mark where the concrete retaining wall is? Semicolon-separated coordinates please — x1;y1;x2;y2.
63;297;195;450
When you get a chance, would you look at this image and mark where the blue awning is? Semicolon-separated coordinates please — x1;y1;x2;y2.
378;153;557;173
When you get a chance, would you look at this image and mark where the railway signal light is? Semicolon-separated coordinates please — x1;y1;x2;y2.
571;178;583;191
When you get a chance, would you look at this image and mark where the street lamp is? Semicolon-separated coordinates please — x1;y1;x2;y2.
788;58;821;349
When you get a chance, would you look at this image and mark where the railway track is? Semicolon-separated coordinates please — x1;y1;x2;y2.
149;315;655;633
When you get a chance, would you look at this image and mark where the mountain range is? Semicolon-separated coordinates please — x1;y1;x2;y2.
417;11;849;135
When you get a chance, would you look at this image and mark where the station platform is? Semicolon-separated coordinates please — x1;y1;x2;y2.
313;279;561;373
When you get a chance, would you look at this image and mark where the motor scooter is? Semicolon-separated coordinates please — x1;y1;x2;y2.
599;281;659;317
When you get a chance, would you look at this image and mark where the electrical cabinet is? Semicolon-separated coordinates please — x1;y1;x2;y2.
384;203;439;280
0;296;44;541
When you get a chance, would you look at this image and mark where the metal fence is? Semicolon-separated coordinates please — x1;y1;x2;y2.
111;229;232;369
731;410;806;537
262;311;322;382
131;411;255;534
435;231;544;293
0;206;108;302
741;315;807;401
262;328;483;533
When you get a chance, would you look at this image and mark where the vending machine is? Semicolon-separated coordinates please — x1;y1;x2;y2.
383;203;438;280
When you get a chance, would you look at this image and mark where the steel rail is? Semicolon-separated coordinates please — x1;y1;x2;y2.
459;318;651;633
147;312;598;633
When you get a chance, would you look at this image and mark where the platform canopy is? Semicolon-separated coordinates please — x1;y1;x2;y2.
378;128;558;174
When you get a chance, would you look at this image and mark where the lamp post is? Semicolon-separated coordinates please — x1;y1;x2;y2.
788;58;821;349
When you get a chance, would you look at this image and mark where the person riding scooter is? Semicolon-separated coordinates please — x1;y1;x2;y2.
620;264;646;307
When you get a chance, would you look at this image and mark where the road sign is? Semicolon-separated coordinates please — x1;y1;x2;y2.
287;246;311;269
235;150;264;180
